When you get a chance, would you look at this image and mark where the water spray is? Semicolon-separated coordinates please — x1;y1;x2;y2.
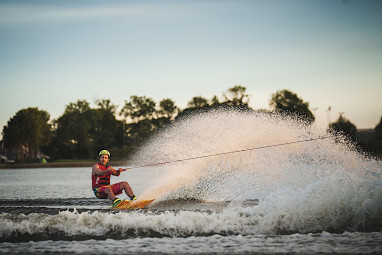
123;129;373;171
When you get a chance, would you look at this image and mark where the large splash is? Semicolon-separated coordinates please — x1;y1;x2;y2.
1;110;380;241
129;108;382;233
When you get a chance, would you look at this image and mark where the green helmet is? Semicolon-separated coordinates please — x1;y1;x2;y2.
99;149;110;157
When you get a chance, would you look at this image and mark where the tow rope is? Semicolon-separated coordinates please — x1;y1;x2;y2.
122;130;374;170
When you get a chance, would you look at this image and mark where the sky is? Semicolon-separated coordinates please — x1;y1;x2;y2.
1;0;381;138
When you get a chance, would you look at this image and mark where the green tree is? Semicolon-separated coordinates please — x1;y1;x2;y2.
120;96;156;121
370;115;382;156
54;100;94;159
178;86;252;119
355;115;382;157
153;98;178;130
92;99;124;151
328;113;357;138
125;119;153;141
52;99;125;159
222;85;250;107
269;89;315;123
158;98;178;119
96;98;117;113
209;95;220;107
175;96;210;120
2;107;52;161
120;96;157;144
376;116;382;138
187;96;209;108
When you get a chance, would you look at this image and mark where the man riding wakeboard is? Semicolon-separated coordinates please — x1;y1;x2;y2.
92;149;136;207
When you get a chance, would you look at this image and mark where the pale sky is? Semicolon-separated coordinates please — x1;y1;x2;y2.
1;0;381;138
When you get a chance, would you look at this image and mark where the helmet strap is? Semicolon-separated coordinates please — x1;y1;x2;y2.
99;158;109;167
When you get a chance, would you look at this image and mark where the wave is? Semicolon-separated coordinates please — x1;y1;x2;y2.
0;198;110;215
1;232;382;255
1;194;381;243
0;198;108;208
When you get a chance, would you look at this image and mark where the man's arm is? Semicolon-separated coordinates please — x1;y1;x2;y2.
110;167;121;176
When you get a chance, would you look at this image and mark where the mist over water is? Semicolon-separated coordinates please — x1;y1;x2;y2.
130;109;382;233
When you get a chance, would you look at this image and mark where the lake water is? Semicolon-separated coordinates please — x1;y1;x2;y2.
0;110;381;254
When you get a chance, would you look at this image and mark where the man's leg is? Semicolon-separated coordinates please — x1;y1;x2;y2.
94;186;117;202
104;186;117;202
112;182;135;199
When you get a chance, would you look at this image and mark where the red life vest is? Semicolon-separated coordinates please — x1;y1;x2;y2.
92;163;111;189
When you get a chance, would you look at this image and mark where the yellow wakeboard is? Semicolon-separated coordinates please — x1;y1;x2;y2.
110;199;155;210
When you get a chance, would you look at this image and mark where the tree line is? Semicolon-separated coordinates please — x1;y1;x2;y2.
1;86;381;162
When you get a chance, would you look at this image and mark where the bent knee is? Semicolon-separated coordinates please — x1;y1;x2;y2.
105;186;113;193
121;181;129;187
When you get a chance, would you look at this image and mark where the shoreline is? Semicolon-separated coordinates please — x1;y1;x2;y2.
0;161;127;169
